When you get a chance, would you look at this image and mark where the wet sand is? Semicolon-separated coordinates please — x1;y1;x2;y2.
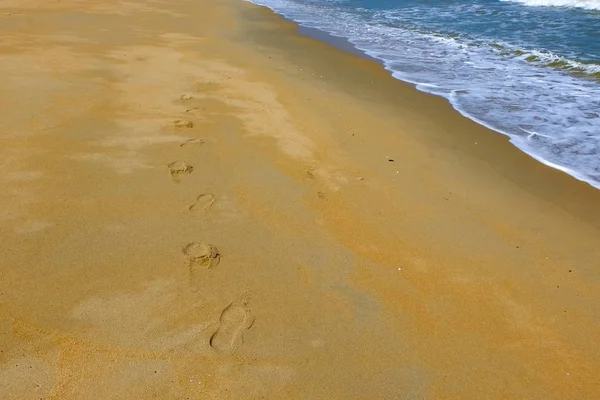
1;0;600;398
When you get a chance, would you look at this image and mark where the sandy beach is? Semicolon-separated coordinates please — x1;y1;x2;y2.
2;0;600;398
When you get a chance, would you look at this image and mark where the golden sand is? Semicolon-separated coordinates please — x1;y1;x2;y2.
1;0;600;398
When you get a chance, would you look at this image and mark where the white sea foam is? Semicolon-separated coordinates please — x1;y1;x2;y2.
502;0;600;10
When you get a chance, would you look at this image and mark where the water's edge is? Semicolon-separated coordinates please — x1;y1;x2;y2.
297;25;378;62
251;1;600;190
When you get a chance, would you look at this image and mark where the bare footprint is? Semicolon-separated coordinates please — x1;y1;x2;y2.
183;242;221;268
210;296;255;353
174;119;194;128
180;138;205;147
168;161;193;182
188;193;215;212
183;243;221;290
304;167;317;180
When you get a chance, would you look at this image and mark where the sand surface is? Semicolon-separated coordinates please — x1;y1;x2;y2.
2;0;600;398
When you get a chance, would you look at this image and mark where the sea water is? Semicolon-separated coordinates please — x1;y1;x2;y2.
246;0;600;188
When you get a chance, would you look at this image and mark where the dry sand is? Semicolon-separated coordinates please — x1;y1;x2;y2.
1;0;600;398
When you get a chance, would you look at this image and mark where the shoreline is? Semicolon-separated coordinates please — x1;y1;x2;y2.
296;26;379;62
239;0;600;228
244;0;600;192
1;0;600;398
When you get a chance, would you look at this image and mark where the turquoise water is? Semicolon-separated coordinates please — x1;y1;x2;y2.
246;0;600;188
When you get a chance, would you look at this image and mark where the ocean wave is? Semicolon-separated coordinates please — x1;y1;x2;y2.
517;49;600;75
502;0;600;10
487;44;600;76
